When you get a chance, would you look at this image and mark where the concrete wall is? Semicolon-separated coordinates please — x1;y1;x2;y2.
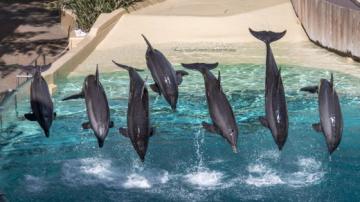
43;0;165;86
291;0;360;61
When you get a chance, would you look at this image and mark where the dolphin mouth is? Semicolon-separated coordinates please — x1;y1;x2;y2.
232;145;238;153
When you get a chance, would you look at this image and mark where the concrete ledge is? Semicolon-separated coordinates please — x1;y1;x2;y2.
291;0;360;62
43;0;166;84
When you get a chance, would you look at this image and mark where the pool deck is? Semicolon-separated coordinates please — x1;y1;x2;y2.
63;0;360;78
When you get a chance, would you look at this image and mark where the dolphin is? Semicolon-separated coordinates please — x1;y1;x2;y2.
24;67;55;137
249;28;288;150
113;60;155;161
62;66;113;147
142;34;188;110
181;63;238;153
300;74;343;154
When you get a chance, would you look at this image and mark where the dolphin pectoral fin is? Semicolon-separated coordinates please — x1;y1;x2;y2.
62;91;84;101
150;83;161;95
109;121;114;128
176;70;189;85
149;127;155;137
312;123;323;133
202;122;218;133
300;86;318;94
24;113;36;121
259;116;269;128
82;122;91;129
119;127;129;137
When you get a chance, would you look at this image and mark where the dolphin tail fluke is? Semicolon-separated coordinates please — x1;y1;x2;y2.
249;28;286;44
141;34;154;52
181;63;219;74
62;91;84;101
112;60;144;72
300;86;319;94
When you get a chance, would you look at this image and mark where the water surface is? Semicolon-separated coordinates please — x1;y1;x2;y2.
1;64;360;201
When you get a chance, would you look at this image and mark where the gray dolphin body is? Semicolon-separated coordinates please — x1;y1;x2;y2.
24;68;55;137
62;66;112;147
112;61;155;161
249;28;288;150
300;74;343;154
142;35;188;110
181;63;238;153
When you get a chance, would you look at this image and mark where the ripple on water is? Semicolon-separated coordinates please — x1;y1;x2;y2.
24;175;47;193
62;158;170;190
184;168;224;189
245;155;325;188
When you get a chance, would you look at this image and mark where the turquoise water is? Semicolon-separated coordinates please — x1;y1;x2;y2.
1;64;360;201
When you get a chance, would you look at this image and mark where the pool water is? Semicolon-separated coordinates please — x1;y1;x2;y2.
1;64;360;201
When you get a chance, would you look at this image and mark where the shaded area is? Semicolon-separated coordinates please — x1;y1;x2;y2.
0;0;68;91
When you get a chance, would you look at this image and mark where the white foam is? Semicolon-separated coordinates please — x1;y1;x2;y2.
159;171;170;184
62;158;115;186
287;157;325;187
123;174;151;189
24;175;47;193
245;164;284;187
79;158;113;181
185;169;224;188
259;150;280;161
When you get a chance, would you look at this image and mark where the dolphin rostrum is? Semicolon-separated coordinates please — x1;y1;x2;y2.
249;28;288;150
181;63;238;153
62;66;113;147
300;73;343;154
142;34;188;110
112;60;155;162
24;67;55;137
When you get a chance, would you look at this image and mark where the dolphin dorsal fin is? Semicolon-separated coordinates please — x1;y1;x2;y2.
96;64;100;86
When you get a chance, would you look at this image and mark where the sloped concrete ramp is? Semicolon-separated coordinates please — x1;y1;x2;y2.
71;0;360;77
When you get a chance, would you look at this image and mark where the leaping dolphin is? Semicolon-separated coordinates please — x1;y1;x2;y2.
249;28;288;150
300;74;343;154
62;66;113;147
112;60;155;162
181;63;238;153
142;34;188;110
24;67;55;137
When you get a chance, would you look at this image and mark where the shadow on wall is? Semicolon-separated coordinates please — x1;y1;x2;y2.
0;1;68;77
